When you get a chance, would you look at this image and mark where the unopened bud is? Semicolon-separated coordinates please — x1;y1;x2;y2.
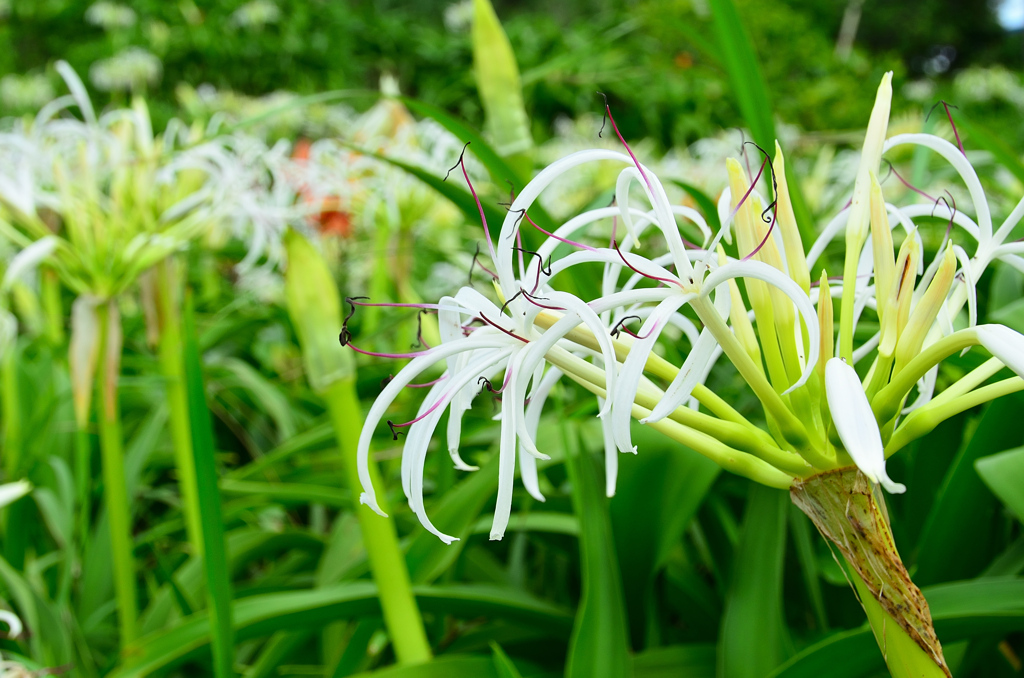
773;142;810;293
869;172;895;324
894;242;956;371
880;232;920;358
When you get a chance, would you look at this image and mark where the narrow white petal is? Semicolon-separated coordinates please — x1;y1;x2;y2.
976;325;1024;378
825;358;906;494
519;366;562;502
491;350;529;540
641;326;718;424
0;609;22;639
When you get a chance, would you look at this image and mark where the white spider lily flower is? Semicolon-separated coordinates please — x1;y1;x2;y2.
826;358;906;494
0;608;22;640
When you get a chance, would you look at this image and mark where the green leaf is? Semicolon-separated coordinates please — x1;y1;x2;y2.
719;485;789;678
609;424;720;646
633;644;716;678
227;421;335;481
975;445;1024;523
667;179;723;235
769;578;1024;677
351;656;498;678
958;117;1024;186
470;511;578;537
219;478;350;508
490;642;525;678
471;0;533;169
707;0;774;150
112;584;571;677
564;422;631;678
183;293;235;678
914;394;1024;585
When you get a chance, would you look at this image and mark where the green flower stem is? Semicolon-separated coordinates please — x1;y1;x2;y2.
533;312;766;437
690;296;815;455
850;565;948;678
322;377;432;665
838;239;862;364
546;346;798;487
95;300;138;646
154;259;204;556
886;375;1024;457
75;427;91;553
872;328;980;424
41;267;65;346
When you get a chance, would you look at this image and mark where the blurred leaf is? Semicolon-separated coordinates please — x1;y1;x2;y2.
719;485;789;678
351;656;498;678
610;425;720;647
490;641;525;678
975;445;1024;523
470;511;577;537
183;293;235;678
114;584;571;677
914;394;1024;585
219;478;350;508
471;0;533;172
244;630;309;678
769;578;1024;677
564;422;631;678
789;505;828;631
959;117;1024;185
668;179;723;234
405;458;500;584
633;644;716;678
344;144;508;235
226;421;335;481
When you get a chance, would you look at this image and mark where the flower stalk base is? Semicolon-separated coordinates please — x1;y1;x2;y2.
790;467;950;678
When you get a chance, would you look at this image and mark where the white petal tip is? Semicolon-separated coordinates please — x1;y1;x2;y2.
439;536;461;545
359;493;388;518
879;477;907;494
489;530;505;541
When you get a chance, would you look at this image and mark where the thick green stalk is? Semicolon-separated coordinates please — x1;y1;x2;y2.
95;301;138;646
323;377;432;665
41;267;65;346
154;259;203;555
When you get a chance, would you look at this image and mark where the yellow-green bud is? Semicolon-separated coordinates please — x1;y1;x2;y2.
869;171;895;325
817;271;834;383
773;141;810;293
880;231;920;358
284;229;355;392
846;72;893;251
894;242;956;371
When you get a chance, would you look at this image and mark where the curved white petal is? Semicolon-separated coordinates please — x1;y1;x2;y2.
641;325;719;424
825;358;906;494
357;336;510;515
0;609;22;639
953;245;977;330
520;366;563;502
976;324;1024;378
702;259;819;391
2;236;58;293
491;349;529;540
610;294;694;453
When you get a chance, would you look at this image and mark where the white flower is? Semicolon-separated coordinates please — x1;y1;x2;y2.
825;358;905;493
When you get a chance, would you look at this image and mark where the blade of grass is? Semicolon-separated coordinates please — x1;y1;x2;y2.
975;445;1024;522
182;292;235;678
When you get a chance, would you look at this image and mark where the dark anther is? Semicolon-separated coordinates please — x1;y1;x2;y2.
468;242;481;285
505;207;527;230
478;375;497;394
499;289;524;316
610;314;642;339
411;310;429;349
339;295;370;347
381;374;394;388
443;142;472;182
597;91;610;137
512;246;552;276
386;420;406;440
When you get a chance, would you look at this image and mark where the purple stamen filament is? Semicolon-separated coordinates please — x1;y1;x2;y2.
478;313;529;343
612;239;683;289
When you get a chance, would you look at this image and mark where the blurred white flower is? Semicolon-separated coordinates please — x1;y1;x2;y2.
0;73;54;112
90;47;162;92
444;0;474;32
84;1;137;30
230;0;281;29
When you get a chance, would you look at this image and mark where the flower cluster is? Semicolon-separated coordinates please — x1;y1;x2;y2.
348;73;1024;543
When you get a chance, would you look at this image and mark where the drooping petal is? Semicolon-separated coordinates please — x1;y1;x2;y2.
491;348;529;540
0;480;32;509
1;236;58;293
520;365;563;502
976;325;1024;377
825;358;906;494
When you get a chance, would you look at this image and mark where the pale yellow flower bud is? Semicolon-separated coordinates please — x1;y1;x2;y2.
894;242;956;371
773;141;810;293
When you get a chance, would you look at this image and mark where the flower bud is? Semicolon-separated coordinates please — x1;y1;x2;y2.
773;141;810;293
879;231;920;358
846;72;893;251
869;172;895;324
284;229;355;392
894;242;956;371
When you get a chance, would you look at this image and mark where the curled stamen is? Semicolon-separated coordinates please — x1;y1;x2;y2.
931;191;957;239
610;314;642;338
468;242;499;285
478;313;530;343
524;212;596;251
412;310;431;349
340;336;432;359
882;160;936;202
499;289;524;316
381;374;394;388
338;296;370;346
522;289;565;311
612;239;682;289
725;157;768;228
386;420;407;440
513;246;553;276
445;142;496;262
741;142;780;261
927;100;966;156
597;91;653;195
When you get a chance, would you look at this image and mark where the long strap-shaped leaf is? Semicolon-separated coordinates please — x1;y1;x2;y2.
181;293;235;678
